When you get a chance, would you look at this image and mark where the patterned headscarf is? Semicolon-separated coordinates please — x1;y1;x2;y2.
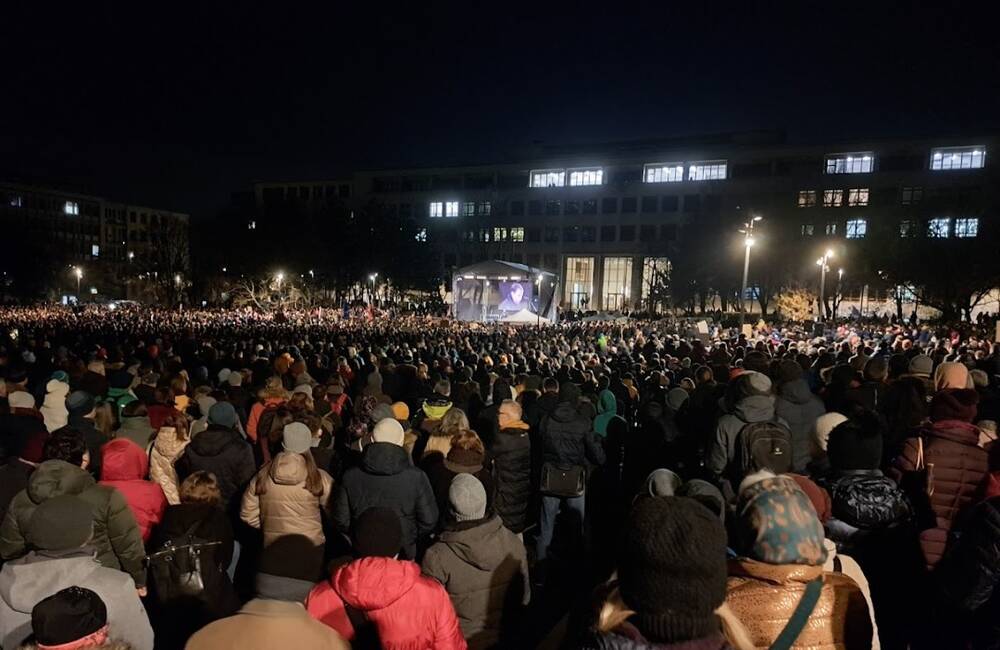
737;475;828;566
348;395;378;441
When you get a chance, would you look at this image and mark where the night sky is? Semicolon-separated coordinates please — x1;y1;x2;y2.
2;3;997;217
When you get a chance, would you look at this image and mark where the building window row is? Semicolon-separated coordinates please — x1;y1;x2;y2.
825;153;875;174
803;217;980;239
529;167;604;188
931;147;985;170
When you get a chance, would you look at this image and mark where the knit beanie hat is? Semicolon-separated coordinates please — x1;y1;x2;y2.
643;468;683;497
677;479;726;522
971;369;990;389
449;473;487;522
787;473;832;523
737;475;827;565
371;403;396;423
228;371;243;387
353;507;403;557
282;422;314;454
744;371;772;396
50;370;70;384
812;412;848;452
827;419;882;470
372;418;405;446
7;391;35;410
559;381;582;404
934;361;971;391
32;587;108;649
207;401;238;429
618;496;728;643
391;401;410;421
908;354;933;377
863;356;889;382
775;359;802;385
930;388;979;423
666;388;689;412
65;391;96;416
27;495;94;551
108;369;133;390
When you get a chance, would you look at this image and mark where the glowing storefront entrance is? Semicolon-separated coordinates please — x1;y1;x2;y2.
564;256;594;310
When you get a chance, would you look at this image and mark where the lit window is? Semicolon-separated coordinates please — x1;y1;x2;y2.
463;202;476;217
64;201;80;215
928;218;951;238
568;168;603;186
931;147;985;170
91;244;100;257
955;218;979;238
530;169;565;188
825;153;874;174
901;186;923;205
826;222;838;235
477;201;492;216
847;188;869;206
429;202;443;217
247;220;257;230
899;220;917;238
687;161;727;181
493;227;509;241
445;201;459;217
414;228;427;242
9;195;22;207
801;224;814;236
846;219;868;239
644;164;684;183
823;190;843;207
511;227;525;242
797;190;816;207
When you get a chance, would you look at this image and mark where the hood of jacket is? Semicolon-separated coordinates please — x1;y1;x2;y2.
597;389;617;416
269;451;308;485
929;419;981;446
333;556;419;611
26;460;96;505
41;381;70;410
438;516;511;571
361;441;410;476
152;426;188;460
778;378;814;406
188;426;241;457
0;551;102;615
422;399;452;421
100;438;148;481
733;394;776;424
550;401;582;424
727;557;823;585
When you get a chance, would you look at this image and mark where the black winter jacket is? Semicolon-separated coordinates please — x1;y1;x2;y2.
333;442;438;559
539;402;605;469
175;425;256;513
490;427;532;533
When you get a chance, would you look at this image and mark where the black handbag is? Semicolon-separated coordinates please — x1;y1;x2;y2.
540;462;586;498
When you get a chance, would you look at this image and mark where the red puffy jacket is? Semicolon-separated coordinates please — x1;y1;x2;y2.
306;557;467;650
99;438;168;541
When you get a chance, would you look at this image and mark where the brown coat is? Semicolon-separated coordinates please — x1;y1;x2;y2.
726;559;872;650
186;599;349;650
897;420;988;568
240;452;333;547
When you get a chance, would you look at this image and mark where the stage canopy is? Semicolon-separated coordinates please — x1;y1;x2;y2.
451;260;559;324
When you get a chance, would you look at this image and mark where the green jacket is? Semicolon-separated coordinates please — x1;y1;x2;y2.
0;460;146;587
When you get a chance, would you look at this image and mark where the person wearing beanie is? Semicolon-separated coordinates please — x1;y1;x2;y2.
0;429;146;592
334;412;439;559
306;507;465;649
491;399;532;534
807;411;848;476
536;380;605;567
425;430;496;530
246;376;289;443
29;587;114;650
422;474;529;649
64;390;107;477
0;497;154;650
585;496;735;649
896;388;988;569
905;354;936;396
106;370;137;418
707;371;786;490
39;378;70;433
774;359;826;473
372;416;406;446
241;422;334;578
175;401;256;513
727;475;873;649
0;390;48;470
0;427;48;526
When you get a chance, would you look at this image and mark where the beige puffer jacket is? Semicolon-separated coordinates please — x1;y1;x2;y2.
149;427;190;505
241;452;333;546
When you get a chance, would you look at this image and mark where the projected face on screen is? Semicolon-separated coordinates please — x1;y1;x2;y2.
498;281;532;312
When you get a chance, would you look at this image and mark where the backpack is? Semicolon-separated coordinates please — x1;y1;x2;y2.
733;420;793;478
146;520;223;604
828;473;912;529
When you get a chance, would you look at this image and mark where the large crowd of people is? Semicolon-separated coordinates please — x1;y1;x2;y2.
1;303;999;649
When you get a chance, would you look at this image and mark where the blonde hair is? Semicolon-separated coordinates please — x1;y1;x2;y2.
94;402;115;437
439;408;469;438
595;587;754;650
180;471;222;506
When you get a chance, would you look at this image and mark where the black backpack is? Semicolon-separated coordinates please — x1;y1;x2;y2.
828;473;913;529
145;521;222;604
733;420;793;478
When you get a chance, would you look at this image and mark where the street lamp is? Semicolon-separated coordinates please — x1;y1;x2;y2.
275;271;284;289
72;266;83;298
369;273;378;305
836;268;845;319
738;216;762;320
127;251;134;262
816;249;834;321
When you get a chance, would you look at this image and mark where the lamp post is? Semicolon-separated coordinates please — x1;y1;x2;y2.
739;216;762;321
836;268;844;320
535;275;542;327
816;249;834;321
369;273;378;305
73;267;83;299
